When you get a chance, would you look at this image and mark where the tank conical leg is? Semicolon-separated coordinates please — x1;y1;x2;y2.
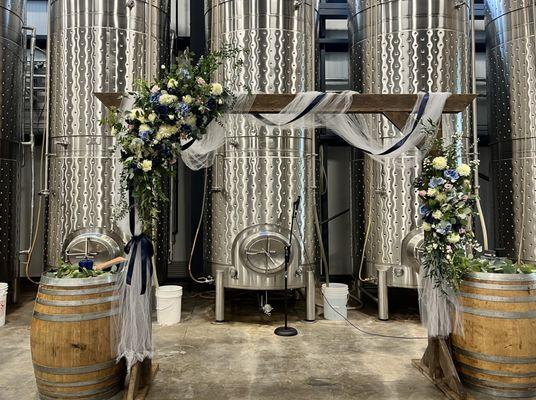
305;269;315;322
377;269;389;321
215;270;224;322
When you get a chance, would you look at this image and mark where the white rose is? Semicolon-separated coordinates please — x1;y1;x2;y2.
167;78;179;88
185;115;197;126
456;163;471;177
432;210;443;220
140;159;152;172
447;233;461;244
427;188;438;197
182;95;193;105
432;156;448;170
159;93;178;105
148;113;157;123
210;82;223;96
156;124;177;140
129;108;145;121
139;124;151;133
422;222;432;232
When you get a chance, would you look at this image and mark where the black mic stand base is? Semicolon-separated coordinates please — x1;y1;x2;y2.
274;326;298;337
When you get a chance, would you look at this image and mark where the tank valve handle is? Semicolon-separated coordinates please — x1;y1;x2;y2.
262;303;273;316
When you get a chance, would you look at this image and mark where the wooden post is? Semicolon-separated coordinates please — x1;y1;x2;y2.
125;359;159;400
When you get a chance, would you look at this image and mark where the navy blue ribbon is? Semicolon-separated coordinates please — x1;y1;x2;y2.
181;137;196;151
124;187;154;295
252;92;430;157
253;93;328;126
368;93;430;156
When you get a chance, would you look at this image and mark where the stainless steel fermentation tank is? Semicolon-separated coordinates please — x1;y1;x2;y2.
486;0;536;264
46;0;171;269
349;0;471;319
205;0;317;322
0;0;26;301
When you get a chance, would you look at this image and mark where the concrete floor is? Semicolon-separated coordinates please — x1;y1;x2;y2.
0;286;489;400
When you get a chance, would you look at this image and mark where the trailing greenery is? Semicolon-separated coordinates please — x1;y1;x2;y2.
415;124;481;293
102;47;243;234
456;256;536;275
47;260;117;279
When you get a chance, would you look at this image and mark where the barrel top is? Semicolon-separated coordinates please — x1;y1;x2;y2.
40;273;117;287
465;272;536;282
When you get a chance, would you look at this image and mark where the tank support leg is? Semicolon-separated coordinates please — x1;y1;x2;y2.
305;269;315;322
215;270;224;322
377;269;389;321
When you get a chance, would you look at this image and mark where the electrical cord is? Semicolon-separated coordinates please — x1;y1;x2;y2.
321;292;427;340
187;168;214;284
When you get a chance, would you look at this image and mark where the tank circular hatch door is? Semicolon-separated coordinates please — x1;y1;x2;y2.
237;224;298;275
63;229;123;265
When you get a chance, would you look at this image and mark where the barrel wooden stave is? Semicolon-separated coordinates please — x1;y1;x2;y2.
30;275;125;400
452;273;536;398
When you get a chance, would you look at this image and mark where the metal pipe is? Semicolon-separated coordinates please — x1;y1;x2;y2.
20;26;36;255
41;4;52;197
470;0;489;250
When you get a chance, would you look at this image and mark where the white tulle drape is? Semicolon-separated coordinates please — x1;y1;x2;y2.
418;271;463;338
181;91;451;170
113;206;155;372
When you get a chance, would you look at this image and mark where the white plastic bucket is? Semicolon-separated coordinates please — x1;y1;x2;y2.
155;285;182;326
322;283;349;321
0;282;8;327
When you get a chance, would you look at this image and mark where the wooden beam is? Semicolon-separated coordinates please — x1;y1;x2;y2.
95;92;476;114
246;93;476;114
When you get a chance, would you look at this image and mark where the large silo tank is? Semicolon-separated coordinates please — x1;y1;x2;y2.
0;0;26;301
205;0;317;321
348;0;471;318
46;0;171;272
486;0;536;263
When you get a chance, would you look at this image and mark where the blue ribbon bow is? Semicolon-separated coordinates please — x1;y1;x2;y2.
125;188;154;295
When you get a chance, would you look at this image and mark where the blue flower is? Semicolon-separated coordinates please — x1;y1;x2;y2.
444;169;460;182
179;68;190;78
429;177;446;188
150;93;160;104
177;102;190;117
155;105;169;116
435;220;452;235
419;204;430;217
139;130;150;141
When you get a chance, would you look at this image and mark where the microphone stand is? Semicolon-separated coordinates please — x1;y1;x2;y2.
274;196;301;337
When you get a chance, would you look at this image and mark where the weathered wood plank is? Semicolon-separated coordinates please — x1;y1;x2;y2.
95;92;476;114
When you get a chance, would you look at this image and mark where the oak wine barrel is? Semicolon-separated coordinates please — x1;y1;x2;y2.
452;272;536;398
30;274;125;400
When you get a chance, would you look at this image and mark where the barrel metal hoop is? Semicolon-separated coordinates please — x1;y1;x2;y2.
35;374;120;388
38;286;116;296
460;292;536;303
40;274;117;287
456;360;536;378
33;359;118;375
465;272;536;282
37;383;123;399
462;280;536;291
36;295;119;307
461;379;536;398
453;345;536;364
32;308;119;322
460;373;536;391
462;305;536;319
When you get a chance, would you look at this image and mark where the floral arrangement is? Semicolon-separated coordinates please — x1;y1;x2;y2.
104;48;242;231
415;130;481;292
